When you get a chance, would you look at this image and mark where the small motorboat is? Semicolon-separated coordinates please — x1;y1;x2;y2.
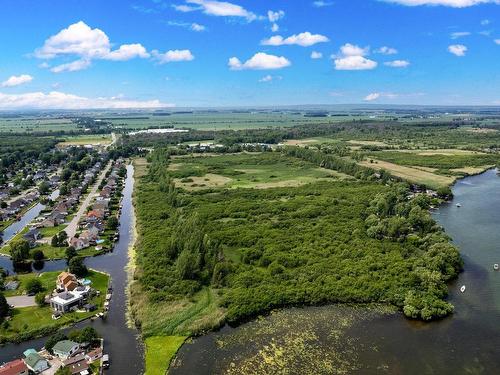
460;285;466;293
456;203;462;208
494;264;499;271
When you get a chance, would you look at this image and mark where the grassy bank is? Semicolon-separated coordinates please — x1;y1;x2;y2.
144;336;186;375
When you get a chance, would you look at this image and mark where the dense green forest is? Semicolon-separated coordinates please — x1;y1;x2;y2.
131;148;462;338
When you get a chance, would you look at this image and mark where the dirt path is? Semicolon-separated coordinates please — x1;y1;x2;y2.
64;161;111;239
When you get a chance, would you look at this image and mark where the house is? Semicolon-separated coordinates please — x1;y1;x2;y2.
22;228;42;247
66;359;89;375
57;272;78;292
52;340;80;360
85;348;102;363
69;237;90;250
0;359;29;375
92;200;109;211
24;352;49;373
86;209;105;220
38;217;56;228
50;285;90;313
22;349;37;358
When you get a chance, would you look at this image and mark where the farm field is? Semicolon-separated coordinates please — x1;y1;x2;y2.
0;117;77;133
57;134;112;146
167;152;351;190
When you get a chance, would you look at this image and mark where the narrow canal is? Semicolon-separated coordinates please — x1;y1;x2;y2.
170;169;500;374
0;165;144;375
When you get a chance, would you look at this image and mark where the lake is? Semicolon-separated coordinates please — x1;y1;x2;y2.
170;169;500;374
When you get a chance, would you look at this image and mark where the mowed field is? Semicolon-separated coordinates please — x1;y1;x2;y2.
359;159;455;188
168;153;351;190
0;117;78;132
57;134;112;146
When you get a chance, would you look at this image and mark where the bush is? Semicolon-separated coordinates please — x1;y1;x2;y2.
35;292;46;307
32;249;45;261
68;257;87;277
25;278;43;295
0;293;9;321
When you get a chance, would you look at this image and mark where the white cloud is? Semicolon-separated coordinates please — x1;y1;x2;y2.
51;59;92;73
228;52;291;70
0;91;172;109
105;44;150;61
380;0;500;7
176;0;258;21
333;43;377;70
448;44;468;56
167;21;207;32
35;21;152;72
311;51;323;59
259;75;274;82
375;46;398;55
268;10;285;22
1;74;34;87
271;23;279;32
481;19;490;25
191;23;206;31
262;32;329;47
494;39;500;44
152;49;195;63
451;31;471;39
313;1;334;7
384;59;410;67
364;93;381;101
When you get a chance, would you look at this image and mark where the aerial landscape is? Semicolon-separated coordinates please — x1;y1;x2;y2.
0;0;499;374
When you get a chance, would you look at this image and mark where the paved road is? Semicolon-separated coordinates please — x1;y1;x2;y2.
6;295;36;308
64;162;111;239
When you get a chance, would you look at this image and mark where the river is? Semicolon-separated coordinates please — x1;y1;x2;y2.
169;169;500;375
0;165;144;375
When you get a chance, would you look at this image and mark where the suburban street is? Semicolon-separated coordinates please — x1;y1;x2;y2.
64;161;111;239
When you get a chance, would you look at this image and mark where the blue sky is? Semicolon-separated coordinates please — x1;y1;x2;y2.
0;0;498;109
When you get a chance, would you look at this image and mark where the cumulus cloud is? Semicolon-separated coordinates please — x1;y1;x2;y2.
448;44;468;56
105;44;150;61
1;74;34;87
35;21;151;72
268;10;285;22
261;32;329;47
364;92;424;101
333;43;377;70
228;52;291;70
311;51;323;59
191;23;206;31
374;46;398;55
0;91;172;109
451;31;471;39
380;0;500;7
495;39;500;44
481;19;490;25
152;49;195;63
174;0;258;21
384;59;410;67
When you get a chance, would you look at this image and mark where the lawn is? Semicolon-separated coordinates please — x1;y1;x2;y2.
168;153;351;190
144;336;187;375
0;270;109;342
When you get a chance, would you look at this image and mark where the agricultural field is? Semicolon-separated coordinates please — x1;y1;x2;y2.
57;134;113;147
0;117;78;133
168;153;351;190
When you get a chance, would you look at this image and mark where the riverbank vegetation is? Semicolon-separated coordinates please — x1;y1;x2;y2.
130;148;462;347
144;336;186;375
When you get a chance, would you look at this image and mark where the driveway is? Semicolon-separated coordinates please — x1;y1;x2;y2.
65;161;111;239
6;295;36;307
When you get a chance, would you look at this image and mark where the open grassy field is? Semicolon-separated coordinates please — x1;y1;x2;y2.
144;336;187;375
359;159;455;188
57;134;112;146
168;152;351;190
0;117;78;133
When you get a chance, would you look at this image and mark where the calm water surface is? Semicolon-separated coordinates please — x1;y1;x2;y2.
171;169;500;375
0;166;143;375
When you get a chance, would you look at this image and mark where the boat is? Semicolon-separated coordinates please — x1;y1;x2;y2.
494;264;499;271
460;285;466;293
456;203;462;208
